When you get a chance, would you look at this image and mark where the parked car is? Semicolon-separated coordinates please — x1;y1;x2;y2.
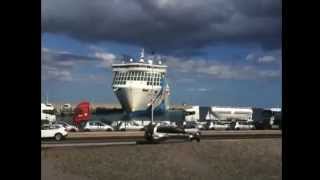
117;121;144;131
234;121;255;130
41;124;68;141
207;121;230;130
83;121;114;131
144;123;200;143
55;121;79;132
159;121;178;127
183;123;202;135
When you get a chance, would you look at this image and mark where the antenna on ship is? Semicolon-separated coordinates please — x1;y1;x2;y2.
139;48;145;63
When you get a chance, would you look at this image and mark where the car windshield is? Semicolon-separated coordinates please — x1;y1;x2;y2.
157;126;184;133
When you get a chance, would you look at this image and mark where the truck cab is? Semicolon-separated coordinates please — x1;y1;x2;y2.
41;103;56;123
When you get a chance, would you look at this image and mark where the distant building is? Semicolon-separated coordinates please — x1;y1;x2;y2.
210;106;253;122
184;106;200;121
184;106;254;122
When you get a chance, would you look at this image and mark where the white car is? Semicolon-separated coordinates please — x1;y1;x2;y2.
234;121;255;130
55;121;79;132
207;121;230;130
84;121;114;131
41;124;68;141
118;121;144;131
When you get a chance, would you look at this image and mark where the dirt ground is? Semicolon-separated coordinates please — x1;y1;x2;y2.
41;138;281;180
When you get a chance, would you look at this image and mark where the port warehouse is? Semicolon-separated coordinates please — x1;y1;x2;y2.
47;103;281;127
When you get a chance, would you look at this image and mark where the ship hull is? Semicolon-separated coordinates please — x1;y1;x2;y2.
113;87;168;115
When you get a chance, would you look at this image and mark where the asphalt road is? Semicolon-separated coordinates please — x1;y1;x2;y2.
41;130;281;148
41;138;282;180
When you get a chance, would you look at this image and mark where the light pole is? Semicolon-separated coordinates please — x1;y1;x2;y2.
151;63;154;124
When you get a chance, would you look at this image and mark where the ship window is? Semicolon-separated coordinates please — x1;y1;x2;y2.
144;77;147;81
147;82;149;85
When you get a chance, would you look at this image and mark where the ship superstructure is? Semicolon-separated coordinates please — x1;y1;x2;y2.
111;49;170;115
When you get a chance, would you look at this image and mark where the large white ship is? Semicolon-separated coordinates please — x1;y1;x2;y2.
111;49;170;115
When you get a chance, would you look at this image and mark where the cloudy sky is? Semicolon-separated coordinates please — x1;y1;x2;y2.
41;0;282;108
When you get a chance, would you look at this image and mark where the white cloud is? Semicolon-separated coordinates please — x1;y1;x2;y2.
245;53;255;61
45;67;72;81
198;88;209;92
94;52;118;68
257;55;276;63
166;55;280;79
245;50;281;64
186;87;211;92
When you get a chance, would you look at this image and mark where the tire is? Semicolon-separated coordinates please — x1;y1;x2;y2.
70;129;76;132
106;128;112;131
84;129;90;132
54;133;63;141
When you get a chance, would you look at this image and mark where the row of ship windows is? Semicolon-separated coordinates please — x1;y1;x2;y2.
114;76;162;82
114;71;164;78
113;80;161;86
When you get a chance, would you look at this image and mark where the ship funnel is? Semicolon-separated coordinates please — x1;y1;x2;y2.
158;60;162;65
